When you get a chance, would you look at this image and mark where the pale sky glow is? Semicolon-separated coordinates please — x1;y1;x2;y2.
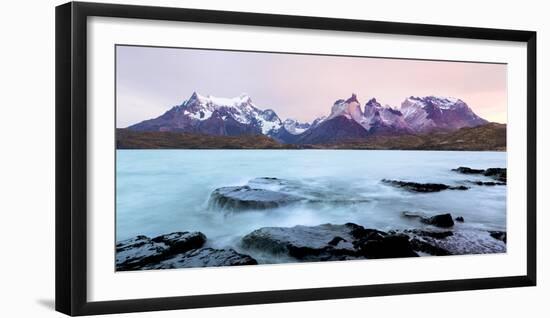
116;45;507;128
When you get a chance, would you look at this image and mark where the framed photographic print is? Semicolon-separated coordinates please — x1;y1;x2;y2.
55;1;536;316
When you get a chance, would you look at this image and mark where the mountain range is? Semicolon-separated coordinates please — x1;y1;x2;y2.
126;92;491;145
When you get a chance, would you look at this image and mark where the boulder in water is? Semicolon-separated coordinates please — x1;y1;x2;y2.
382;179;469;192
453;166;507;183
209;185;302;210
489;231;507;243
241;223;418;261
402;211;455;228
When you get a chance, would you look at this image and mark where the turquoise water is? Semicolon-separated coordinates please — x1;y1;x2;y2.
116;150;506;252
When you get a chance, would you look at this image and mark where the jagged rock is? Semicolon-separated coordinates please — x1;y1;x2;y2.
241;223;359;261
452;167;485;174
402;211;455;228
355;234;418;259
483;168;507;182
143;248;258;269
210;177;370;210
489;231;507;243
421;213;455;228
241;223;417;261
405;229;454;239
151;231;206;256
468;180;506;186
209;185;302;210
116;236;170;271
453;166;507;183
407;230;506;255
382;179;469;192
116;231;210;271
455;216;465;222
410;238;452;256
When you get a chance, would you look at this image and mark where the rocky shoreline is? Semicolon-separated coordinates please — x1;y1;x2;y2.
116;166;507;271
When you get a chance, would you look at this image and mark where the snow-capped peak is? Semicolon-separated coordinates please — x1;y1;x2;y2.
400;96;486;132
187;92;253;108
176;92;282;134
404;95;463;110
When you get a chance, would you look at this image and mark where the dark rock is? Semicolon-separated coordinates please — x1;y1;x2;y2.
116;231;258;270
452;166;507;183
116;236;170;271
327;236;347;246
346;222;387;240
484;168;507;182
382;179;469;192
356;234;418;259
410;238;452;256
407;230;506;255
489;231;507;243
117;231;207;270
143;248;258;269
241;223;360;261
152;231;206;256
242;223;418;261
212;177;372;209
402;211;455;228
405;229;454;239
420;213;455;228
468;180;506;186
455;216;465;222
453;185;470;190
209;185;302;210
452;167;485;174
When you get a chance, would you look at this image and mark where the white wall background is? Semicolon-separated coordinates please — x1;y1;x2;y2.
0;0;547;317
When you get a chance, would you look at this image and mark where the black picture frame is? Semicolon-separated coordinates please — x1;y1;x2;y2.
55;1;537;316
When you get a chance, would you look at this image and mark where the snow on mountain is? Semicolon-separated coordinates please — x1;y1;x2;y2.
311;116;327;128
361;98;411;133
400;96;488;132
128;92;489;144
128;92;283;136
283;119;312;135
180;92;282;133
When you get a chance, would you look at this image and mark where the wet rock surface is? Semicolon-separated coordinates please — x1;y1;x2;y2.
404;229;454;239
406;229;506;255
151;231;207;255
241;223;419;261
117;223;507;270
116;231;256;271
452;167;485;174
468;180;506;186
142;248;258;269
355;233;419;259
240;222;506;261
421;213;455;228
453;166;507;183
209;185;302;210
209;177;371;211
382;179;469;192
116;236;171;271
402;211;455;228
489;231;507;243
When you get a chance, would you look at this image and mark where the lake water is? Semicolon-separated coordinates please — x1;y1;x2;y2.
116;150;506;259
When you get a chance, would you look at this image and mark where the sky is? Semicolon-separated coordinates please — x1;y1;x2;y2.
116;45;507;128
